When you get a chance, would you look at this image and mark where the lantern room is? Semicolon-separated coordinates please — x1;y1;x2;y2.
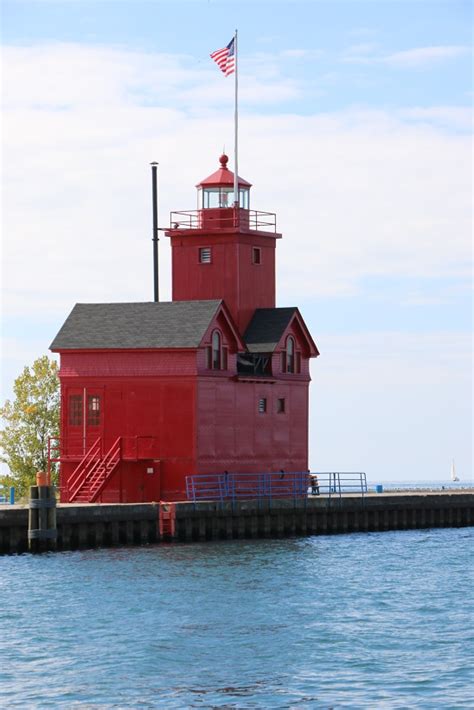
197;153;251;209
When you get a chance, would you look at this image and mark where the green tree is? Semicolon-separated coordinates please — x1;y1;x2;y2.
0;356;60;497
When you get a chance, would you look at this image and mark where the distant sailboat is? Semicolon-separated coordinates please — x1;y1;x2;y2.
451;459;460;482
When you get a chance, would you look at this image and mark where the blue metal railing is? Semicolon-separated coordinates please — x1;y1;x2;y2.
185;472;308;504
309;472;367;499
185;471;368;504
0;486;15;505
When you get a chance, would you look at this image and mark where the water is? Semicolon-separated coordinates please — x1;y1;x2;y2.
1;528;473;709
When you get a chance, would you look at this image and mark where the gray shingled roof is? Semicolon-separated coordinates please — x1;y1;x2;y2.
50;300;223;350
243;308;298;353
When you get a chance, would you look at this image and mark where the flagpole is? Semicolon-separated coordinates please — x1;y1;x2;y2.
233;28;239;207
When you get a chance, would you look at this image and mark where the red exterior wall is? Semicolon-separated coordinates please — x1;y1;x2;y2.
59;459;164;504
194;316;312;476
170;231;278;332
58;350;198;502
57;330;312;502
196;378;309;474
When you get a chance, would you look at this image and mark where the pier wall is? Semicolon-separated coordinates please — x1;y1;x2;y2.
0;492;472;554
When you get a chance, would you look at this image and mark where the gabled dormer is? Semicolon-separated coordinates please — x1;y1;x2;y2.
197;301;245;376
242;307;319;379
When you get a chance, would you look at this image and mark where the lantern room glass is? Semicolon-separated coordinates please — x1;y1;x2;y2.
199;187;249;209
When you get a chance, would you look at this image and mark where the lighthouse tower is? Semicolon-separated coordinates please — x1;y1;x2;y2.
168;154;280;332
50;154;318;503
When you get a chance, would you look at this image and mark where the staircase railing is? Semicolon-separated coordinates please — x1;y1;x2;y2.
88;438;122;503
68;438;102;501
47;437;61;475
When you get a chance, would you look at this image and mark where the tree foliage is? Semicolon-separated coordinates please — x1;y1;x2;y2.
0;356;60;497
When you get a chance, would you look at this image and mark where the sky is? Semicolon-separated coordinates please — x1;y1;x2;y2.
1;0;472;483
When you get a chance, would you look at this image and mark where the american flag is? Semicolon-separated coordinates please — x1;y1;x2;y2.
210;37;235;76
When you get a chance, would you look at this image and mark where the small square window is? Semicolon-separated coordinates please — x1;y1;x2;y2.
258;397;267;413
277;398;285;413
199;247;211;264
252;247;261;265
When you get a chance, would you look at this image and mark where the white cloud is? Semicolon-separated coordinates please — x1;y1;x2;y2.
1;43;471;325
1;336;58;401
280;48;323;60
341;42;379;63
342;43;471;68
310;332;472;482
399;106;472;132
2;44;298;111
384;45;471;68
347;27;378;39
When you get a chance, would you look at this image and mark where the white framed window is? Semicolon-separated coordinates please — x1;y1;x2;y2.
258;397;267;414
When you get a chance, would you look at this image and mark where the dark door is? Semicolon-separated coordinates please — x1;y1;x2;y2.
143;460;161;502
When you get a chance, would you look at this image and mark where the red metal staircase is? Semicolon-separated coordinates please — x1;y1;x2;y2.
68;437;122;503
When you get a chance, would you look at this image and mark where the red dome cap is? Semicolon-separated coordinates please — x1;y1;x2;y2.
196;154;252;188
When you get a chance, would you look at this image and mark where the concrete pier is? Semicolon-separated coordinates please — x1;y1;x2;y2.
0;491;472;554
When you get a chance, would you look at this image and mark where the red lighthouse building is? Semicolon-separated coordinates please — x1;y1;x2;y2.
50;155;319;503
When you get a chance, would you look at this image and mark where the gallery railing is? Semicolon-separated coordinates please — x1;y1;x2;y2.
169;209;277;233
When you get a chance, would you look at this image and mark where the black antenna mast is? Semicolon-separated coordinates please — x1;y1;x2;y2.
150;162;159;302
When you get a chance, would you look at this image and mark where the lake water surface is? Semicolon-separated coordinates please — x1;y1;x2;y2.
1;527;473;708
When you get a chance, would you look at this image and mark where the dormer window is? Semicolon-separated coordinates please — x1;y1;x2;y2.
212;330;221;369
286;336;295;373
206;330;228;371
281;336;301;374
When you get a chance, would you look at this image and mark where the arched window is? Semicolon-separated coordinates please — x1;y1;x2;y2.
286;336;295;374
212;330;221;370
